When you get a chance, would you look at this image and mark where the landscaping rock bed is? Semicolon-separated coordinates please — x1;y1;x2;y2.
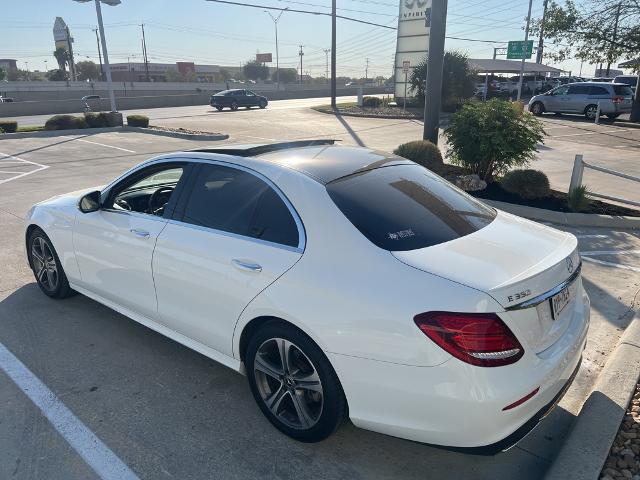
313;103;422;119
600;384;640;480
471;182;640;217
146;125;225;136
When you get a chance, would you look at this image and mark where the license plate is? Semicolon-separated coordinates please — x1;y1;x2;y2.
550;282;575;319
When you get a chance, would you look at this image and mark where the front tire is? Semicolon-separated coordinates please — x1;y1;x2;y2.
28;228;73;299
259;100;267;109
216;106;223;111
246;321;347;442
230;101;239;111
530;101;544;116
585;104;598;120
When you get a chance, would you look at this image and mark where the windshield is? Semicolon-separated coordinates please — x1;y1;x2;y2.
326;165;496;251
214;90;233;96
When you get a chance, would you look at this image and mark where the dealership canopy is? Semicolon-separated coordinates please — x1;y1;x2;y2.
469;58;563;74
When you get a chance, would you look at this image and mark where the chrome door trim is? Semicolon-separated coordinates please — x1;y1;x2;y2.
505;262;582;311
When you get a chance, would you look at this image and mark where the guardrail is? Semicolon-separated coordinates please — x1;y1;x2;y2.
569;154;640;208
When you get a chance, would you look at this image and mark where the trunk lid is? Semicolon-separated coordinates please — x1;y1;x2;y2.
392;211;581;353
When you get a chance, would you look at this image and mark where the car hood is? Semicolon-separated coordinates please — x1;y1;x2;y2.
35;185;105;209
392;210;578;309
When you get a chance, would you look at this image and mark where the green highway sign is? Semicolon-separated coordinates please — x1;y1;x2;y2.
507;40;534;59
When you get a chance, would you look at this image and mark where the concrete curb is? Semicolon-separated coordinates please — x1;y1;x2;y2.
545;310;640;480
123;126;228;141
0;126;228;141
484;200;640;229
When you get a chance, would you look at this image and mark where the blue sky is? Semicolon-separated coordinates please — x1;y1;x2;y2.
2;0;591;78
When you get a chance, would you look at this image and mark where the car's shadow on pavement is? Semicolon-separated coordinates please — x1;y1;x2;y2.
0;284;574;480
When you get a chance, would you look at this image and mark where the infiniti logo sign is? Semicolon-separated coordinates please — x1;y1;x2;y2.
566;256;574;274
404;0;427;8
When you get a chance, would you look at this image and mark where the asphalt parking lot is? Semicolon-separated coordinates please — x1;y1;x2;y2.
0;109;639;479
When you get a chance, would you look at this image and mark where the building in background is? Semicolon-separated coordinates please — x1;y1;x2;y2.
109;61;221;82
0;59;18;72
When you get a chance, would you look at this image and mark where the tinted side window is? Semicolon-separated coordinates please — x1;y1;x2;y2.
182;164;299;247
589;86;609;95
327;165;496;251
567;84;590;95
614;85;634;96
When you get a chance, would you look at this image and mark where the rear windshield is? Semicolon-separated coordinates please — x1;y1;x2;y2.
613;85;634;96
615;77;637;87
327;165;496;251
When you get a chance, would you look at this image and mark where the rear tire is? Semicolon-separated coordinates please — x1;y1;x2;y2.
230;101;239;111
216;106;223;111
245;320;347;442
27;227;73;299
585;104;598;120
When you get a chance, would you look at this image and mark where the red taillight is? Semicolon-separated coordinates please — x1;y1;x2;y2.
413;312;524;367
613;95;624;104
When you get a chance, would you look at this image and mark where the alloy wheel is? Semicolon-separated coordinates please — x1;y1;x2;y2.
253;337;324;430
585;106;597;119
31;236;58;292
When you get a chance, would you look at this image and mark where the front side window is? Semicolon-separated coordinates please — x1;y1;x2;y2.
552;86;569;96
109;166;184;216
180;164;299;247
327;165;496;251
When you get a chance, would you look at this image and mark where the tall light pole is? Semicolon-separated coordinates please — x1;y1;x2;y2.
73;0;120;112
330;0;336;108
423;0;448;144
265;8;287;90
92;28;104;81
298;45;304;84
516;0;534;102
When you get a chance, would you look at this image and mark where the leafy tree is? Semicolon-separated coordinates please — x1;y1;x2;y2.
219;68;231;80
76;61;100;81
0;68;5;81
7;69;30;81
409;51;476;109
278;68;298;84
444;99;546;181
243;60;269;81
532;0;640;120
46;69;67;81
53;47;68;73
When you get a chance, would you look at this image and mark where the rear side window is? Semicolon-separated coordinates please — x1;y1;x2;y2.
567;84;590;95
327;165;496;251
588;86;609;96
181;164;299;247
614;85;634;96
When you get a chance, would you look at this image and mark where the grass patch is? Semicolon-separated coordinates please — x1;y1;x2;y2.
17;125;45;132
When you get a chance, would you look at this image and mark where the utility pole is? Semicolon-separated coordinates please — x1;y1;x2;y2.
423;0;448;144
324;49;330;83
365;57;369;80
516;0;534;102
265;9;286;91
65;26;77;81
298;45;304;84
331;0;336;108
93;28;104;81
141;23;150;81
536;0;549;64
605;3;621;76
482;47;500;101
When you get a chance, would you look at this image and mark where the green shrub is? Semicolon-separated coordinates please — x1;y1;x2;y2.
127;114;149;127
0;120;18;133
393;140;444;172
362;96;381;108
501;169;550;199
567;185;590;212
444;98;545;181
0;127;4;134
44;114;88;130
84;112;109;128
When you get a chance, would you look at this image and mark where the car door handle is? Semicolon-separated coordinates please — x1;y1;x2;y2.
130;228;150;238
232;259;262;273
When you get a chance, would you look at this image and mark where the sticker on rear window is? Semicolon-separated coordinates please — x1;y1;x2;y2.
388;229;415;240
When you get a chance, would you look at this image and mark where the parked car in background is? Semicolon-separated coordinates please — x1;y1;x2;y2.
81;94;101;112
0;96;15;102
613;75;638;94
25;140;589;451
529;82;634;120
210;89;268;111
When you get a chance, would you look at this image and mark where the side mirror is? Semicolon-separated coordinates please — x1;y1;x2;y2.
78;190;101;213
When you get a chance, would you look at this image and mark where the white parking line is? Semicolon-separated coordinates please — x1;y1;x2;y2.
0;342;139;480
550;129;629;138
60;135;136;153
582;257;640;272
0;152;49;185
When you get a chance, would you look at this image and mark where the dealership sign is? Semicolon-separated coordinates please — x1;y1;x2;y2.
256;53;273;63
394;0;431;99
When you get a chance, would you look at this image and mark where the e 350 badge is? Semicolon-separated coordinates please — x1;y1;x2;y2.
507;289;532;303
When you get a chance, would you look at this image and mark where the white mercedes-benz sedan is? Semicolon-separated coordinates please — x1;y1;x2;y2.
25;140;589;453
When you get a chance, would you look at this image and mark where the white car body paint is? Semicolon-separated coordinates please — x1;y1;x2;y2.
25;146;589;450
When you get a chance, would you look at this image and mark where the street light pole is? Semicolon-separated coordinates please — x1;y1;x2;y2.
94;0;117;111
516;0;533;102
93;28;104;81
423;0;448;144
265;9;286;91
330;0;336;108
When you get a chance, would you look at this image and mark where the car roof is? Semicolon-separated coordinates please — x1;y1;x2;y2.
189;141;413;184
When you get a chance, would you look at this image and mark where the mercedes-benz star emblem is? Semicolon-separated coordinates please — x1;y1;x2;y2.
566;257;574;273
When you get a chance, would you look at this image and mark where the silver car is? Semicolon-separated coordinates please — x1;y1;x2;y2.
528;82;634;120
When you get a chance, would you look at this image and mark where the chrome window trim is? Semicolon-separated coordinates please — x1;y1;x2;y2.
101;155;306;252
505;262;582;311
